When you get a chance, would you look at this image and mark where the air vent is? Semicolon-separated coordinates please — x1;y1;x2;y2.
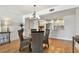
49;8;54;12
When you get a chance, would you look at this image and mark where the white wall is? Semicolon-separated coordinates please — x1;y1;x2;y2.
0;9;23;41
74;8;79;50
24;18;30;37
50;9;76;40
7;15;23;41
50;15;76;41
75;8;79;35
63;15;75;40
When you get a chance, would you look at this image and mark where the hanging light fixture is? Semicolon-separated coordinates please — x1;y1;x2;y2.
29;5;40;20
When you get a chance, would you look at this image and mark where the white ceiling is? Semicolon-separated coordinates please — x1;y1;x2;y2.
0;5;57;15
40;8;76;20
0;5;58;24
0;5;78;26
0;5;78;23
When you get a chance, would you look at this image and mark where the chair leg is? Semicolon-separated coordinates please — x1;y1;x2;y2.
48;44;49;48
19;48;22;52
19;49;21;51
29;44;32;52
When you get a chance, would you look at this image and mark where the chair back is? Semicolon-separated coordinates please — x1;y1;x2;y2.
18;28;24;41
43;29;50;45
44;29;50;40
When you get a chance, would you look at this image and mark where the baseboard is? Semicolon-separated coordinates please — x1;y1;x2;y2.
49;37;72;42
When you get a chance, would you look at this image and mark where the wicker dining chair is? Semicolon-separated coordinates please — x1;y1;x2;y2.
18;29;31;52
43;29;50;48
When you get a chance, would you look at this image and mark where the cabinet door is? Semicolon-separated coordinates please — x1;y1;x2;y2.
0;32;10;45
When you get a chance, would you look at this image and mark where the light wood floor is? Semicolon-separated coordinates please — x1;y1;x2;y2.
0;38;78;53
44;38;73;53
0;40;19;53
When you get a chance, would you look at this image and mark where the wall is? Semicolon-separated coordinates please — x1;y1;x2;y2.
24;18;39;38
75;8;79;35
24;18;30;38
63;15;75;40
50;9;76;40
74;8;79;50
0;9;23;41
49;15;76;41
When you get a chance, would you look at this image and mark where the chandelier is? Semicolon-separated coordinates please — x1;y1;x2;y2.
29;5;40;20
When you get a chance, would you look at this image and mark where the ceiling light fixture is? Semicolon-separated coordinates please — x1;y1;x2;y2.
29;5;40;20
